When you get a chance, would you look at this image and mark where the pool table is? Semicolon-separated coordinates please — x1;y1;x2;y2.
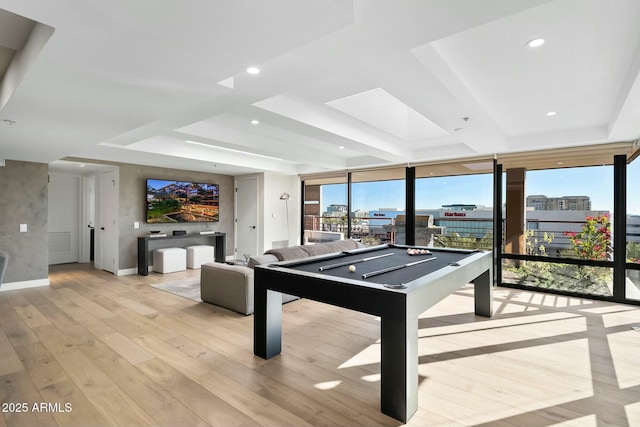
253;244;493;422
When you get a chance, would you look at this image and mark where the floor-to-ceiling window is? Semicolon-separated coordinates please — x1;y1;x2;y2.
351;168;405;246
502;164;615;297
415;166;494;250
300;143;639;305
302;174;348;242
627;156;640;301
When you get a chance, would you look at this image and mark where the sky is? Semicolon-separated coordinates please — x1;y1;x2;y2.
321;164;640;215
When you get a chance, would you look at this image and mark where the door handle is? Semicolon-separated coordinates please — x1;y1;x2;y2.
249;226;256;229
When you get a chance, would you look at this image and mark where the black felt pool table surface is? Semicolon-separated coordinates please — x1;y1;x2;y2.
282;245;479;286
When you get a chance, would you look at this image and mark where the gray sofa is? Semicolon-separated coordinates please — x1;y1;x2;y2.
200;239;363;315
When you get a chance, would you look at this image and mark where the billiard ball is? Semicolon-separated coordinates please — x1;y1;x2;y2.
348;265;356;272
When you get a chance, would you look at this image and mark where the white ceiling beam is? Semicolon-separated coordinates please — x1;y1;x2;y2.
608;43;640;141
254;94;411;161
0;21;53;110
410;44;509;153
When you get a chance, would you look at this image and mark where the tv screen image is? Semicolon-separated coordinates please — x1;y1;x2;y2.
146;179;219;223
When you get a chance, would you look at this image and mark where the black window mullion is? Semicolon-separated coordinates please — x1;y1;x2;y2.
347;172;352;239
494;159;503;288
613;154;627;302
405;167;415;246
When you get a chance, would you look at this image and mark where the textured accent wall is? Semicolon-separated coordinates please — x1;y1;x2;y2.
118;164;234;270
0;160;48;283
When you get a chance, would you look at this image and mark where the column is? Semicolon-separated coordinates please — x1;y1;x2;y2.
505;168;526;255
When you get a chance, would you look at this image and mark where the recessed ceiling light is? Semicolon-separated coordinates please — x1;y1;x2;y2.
246;67;260;75
250;120;260;125
546;111;556;116
526;38;545;48
557;162;563;165
338;146;344;149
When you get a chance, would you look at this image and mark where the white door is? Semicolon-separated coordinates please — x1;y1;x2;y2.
236;178;259;261
48;173;80;264
97;170;119;274
79;175;96;263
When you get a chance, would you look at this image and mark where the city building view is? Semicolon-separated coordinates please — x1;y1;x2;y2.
311;196;640;252
303;162;640;300
526;195;591;211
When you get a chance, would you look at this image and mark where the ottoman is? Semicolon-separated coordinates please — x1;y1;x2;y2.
153;247;187;273
186;245;215;269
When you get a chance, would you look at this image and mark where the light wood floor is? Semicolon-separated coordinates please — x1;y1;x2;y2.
1;263;639;427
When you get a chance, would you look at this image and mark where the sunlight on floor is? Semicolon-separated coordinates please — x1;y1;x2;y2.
318;284;640;426
548;414;597;427
419;311;580;337
601;306;640;327
418;314;587;358
338;340;380;369
608;330;640;388
313;380;342;390
496;288;597;309
360;373;380;383
581;304;639;315
420;338;594;402
626;402;640;427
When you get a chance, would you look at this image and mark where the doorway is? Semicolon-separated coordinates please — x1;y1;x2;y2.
47;161;118;273
96;169;119;274
48;173;80;264
235;177;259;261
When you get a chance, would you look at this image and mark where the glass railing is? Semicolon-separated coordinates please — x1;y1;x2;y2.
305;213;635;260
303;215;398;246
305;212;640;300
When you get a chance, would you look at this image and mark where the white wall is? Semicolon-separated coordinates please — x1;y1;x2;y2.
48;173;80;264
234;171;300;254
263;172;300;249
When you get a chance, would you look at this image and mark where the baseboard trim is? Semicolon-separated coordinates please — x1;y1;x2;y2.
117;267;139;276
117;266;155;276
0;278;50;292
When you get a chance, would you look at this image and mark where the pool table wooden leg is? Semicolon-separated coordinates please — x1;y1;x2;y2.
380;314;418;422
254;288;283;359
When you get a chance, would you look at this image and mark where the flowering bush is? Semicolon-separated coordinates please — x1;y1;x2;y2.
562;214;612;261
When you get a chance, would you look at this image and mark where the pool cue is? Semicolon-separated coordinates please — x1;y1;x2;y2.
318;252;394;271
362;256;437;279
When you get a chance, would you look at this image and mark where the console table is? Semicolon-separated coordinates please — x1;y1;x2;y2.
137;233;226;275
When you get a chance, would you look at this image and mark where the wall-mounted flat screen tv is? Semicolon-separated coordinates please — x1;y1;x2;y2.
146;179;219;223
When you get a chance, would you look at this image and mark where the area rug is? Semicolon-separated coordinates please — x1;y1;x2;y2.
150;278;202;302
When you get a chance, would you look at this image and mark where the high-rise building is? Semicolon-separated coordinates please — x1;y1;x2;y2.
527;195;591;211
324;204;348;216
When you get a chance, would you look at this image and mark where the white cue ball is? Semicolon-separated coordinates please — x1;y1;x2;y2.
348;264;356;272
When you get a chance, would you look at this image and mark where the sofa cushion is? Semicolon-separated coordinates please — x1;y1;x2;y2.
300;239;361;257
264;246;310;261
248;253;279;269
